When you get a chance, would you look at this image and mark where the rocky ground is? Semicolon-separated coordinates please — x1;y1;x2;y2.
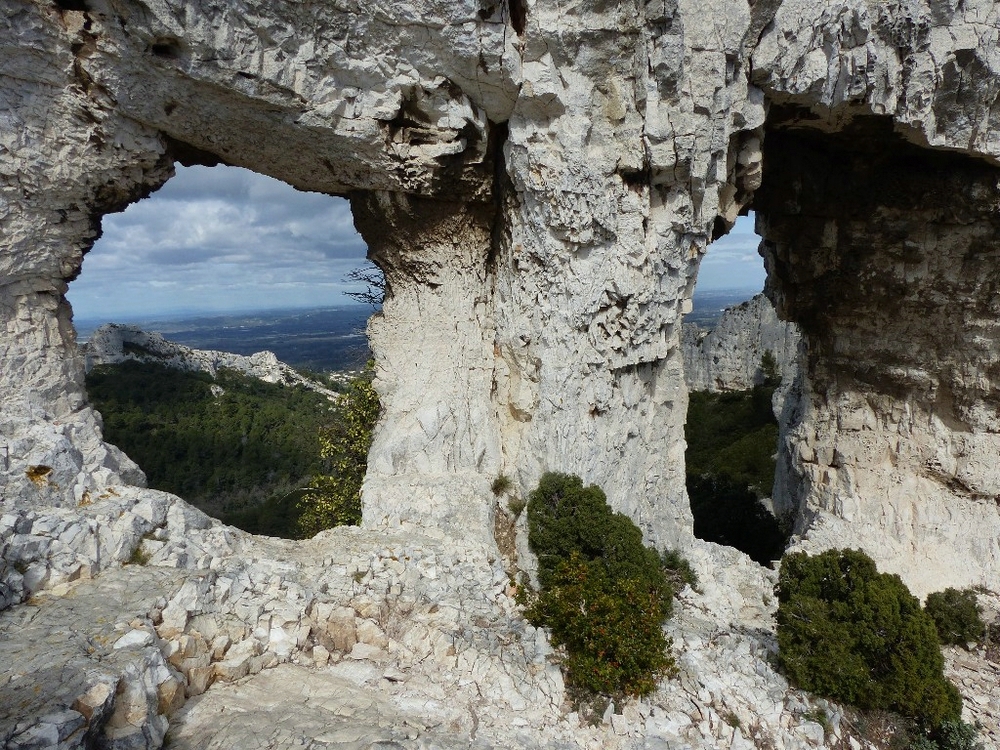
3;487;997;750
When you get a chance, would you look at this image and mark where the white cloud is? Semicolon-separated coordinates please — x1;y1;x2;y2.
695;213;766;291
69;165;371;321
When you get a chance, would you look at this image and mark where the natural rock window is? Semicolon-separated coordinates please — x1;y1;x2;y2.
69;163;373;535
681;213;796;564
752;105;1000;595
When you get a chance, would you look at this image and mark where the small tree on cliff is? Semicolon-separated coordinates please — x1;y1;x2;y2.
295;363;380;536
343;263;385;309
758;349;781;387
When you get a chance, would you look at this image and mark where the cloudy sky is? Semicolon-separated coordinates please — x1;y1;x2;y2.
68;165;764;322
694;213;766;292
69;165;370;322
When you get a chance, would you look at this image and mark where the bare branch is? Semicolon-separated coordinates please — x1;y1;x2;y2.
343;264;385;309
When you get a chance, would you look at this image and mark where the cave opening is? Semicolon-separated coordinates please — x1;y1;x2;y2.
683;211;793;565
68;162;380;538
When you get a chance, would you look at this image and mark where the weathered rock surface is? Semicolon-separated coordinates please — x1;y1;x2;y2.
9;483;989;750
1;0;998;594
1;0;766;550
682;293;801;393
82;323;339;399
745;0;1000;598
7;0;1000;745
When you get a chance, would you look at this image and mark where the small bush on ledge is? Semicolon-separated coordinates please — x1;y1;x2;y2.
295;364;380;537
520;472;676;697
777;549;963;730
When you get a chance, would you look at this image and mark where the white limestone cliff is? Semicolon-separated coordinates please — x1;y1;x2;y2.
751;0;1000;597
682;293;801;393
5;0;1000;746
81;323;340;400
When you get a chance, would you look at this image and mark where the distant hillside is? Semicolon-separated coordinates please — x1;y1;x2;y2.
86;360;336;536
82;325;360;537
685;288;762;328
82;323;343;398
76;305;373;373
681;293;800;392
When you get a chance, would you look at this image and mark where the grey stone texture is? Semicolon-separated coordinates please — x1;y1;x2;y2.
682;293;801;393
5;0;1000;746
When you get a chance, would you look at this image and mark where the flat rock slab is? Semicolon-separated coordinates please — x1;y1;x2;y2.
0;566;185;747
166;664;471;750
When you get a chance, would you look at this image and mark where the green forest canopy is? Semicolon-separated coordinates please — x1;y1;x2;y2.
87;360;335;535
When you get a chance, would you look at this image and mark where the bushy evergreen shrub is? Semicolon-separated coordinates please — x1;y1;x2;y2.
777;549;962;728
924;588;985;647
522;472;676;696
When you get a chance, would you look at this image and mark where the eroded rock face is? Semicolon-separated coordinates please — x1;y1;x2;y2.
682;294;801;393
7;0;1000;744
758;113;1000;597
2;0;767;552
5;0;1000;592
752;0;1000;597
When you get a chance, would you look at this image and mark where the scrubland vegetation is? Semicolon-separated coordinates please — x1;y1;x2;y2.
777;548;984;750
520;472;694;701
86;360;377;538
685;373;787;564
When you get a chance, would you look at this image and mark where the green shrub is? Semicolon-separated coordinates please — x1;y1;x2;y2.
758;350;781;386
126;544;151;566
522;472;676;697
924;588;985;647
777;549;962;728
685;387;787;564
909;718;987;750
491;474;513;496
933;719;984;750
295;364;380;537
506;495;526;517
660;548;698;591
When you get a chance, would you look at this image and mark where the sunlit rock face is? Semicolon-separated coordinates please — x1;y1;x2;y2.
681;294;801;393
11;1;1000;747
1;0;765;553
5;0;1000;592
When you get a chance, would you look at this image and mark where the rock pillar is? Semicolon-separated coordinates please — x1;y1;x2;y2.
352;192;503;540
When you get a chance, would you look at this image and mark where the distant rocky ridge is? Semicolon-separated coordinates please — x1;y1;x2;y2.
82;324;341;401
682;294;801;392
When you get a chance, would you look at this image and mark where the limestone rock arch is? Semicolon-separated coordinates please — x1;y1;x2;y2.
5;0;1000;594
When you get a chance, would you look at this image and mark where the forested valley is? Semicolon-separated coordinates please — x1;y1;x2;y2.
87;361;338;537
